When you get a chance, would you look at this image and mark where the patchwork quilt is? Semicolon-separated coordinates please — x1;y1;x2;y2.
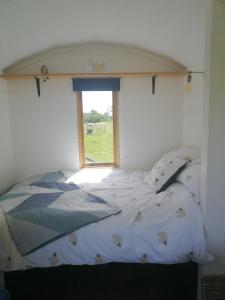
0;171;120;256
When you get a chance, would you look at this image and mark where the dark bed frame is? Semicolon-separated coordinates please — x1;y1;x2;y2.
5;262;198;300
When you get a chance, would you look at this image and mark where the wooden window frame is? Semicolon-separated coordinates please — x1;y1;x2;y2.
77;91;120;168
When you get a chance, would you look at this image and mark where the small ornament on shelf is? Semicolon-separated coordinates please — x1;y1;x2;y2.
87;59;107;72
40;65;49;82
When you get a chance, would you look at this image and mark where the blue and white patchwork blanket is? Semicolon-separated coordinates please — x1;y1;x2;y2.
0;171;121;256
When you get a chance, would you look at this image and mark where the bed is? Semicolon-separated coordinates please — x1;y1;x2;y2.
0;147;207;299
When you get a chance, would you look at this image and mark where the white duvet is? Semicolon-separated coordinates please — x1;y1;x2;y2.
0;169;207;271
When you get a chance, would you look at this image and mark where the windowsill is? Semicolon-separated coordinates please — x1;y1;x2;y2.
81;163;119;169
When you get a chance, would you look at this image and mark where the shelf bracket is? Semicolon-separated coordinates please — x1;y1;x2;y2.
34;77;40;97
152;75;157;95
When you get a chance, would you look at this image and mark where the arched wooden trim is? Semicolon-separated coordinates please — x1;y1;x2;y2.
2;42;187;76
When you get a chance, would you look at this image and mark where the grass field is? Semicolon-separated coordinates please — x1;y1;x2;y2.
84;122;113;163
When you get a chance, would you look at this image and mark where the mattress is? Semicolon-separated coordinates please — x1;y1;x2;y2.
0;168;207;271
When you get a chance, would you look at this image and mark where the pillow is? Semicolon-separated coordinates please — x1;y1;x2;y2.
176;162;201;201
146;153;189;194
187;158;201;166
167;146;201;162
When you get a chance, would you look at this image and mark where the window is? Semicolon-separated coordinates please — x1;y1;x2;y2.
77;90;119;167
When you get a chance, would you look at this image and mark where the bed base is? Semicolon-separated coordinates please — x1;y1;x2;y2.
5;262;198;300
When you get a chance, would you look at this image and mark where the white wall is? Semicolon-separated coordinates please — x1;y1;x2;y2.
181;0;225;277
0;0;206;71
182;74;204;146
0;79;14;194
120;77;183;169
202;0;225;275
5;43;184;179
8;79;79;179
0;78;14;288
7;76;183;179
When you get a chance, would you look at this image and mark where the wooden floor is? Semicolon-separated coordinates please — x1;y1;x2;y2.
5;262;198;300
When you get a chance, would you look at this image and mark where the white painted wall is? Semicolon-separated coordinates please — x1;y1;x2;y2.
7;76;183;179
0;79;14;194
202;0;225;275
182;74;204;147
0;78;14;288
0;0;206;71
8;79;79;179
120;77;183;169
6;44;184;179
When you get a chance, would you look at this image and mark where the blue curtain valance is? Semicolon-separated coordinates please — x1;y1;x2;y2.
72;78;120;91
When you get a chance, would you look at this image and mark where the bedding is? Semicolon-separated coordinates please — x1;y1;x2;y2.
0;171;120;256
145;146;201;193
145;153;188;193
176;160;201;202
166;146;201;162
0;168;207;271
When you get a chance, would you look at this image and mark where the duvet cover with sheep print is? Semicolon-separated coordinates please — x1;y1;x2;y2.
0;169;207;271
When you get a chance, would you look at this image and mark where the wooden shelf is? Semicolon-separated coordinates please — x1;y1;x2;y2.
0;71;188;80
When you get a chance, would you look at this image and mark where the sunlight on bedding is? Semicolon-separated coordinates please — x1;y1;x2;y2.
65;168;113;184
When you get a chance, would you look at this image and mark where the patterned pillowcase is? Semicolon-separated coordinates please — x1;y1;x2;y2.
176;162;201;201
146;153;189;194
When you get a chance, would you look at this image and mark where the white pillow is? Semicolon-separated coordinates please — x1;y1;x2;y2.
146;153;188;194
176;162;201;201
167;146;201;162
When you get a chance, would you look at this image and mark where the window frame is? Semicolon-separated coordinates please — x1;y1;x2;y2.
77;91;120;168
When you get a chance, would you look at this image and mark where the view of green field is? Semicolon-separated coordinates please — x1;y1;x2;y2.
84;122;113;163
82;91;113;164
